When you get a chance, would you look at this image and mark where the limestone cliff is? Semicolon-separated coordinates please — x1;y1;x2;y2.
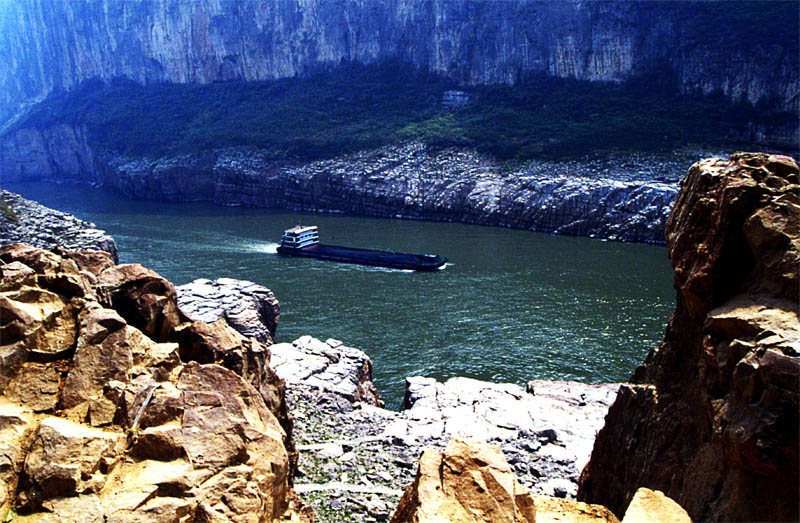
1;0;797;123
0;244;310;521
1;142;680;245
578;153;800;521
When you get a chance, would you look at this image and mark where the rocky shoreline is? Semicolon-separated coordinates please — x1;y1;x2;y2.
2;132;736;244
0;190;118;262
272;354;619;522
172;276;620;522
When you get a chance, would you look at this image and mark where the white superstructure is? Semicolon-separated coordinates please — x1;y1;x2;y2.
281;225;319;249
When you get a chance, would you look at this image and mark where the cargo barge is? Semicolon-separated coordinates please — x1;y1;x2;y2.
276;225;447;271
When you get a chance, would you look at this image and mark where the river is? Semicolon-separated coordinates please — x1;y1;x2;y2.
6;181;675;407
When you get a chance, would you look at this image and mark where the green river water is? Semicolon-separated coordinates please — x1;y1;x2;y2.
7;181;675;408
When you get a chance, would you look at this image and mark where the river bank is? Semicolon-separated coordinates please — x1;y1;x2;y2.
0;190;118;261
2;133;733;244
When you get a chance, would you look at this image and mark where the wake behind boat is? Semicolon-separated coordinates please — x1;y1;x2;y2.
276;225;447;271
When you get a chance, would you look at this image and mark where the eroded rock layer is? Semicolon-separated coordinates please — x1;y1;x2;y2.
2;141;682;244
0;244;309;521
578;152;800;521
0;190;118;262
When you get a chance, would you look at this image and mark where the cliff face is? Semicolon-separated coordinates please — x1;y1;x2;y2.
578;153;800;521
1;141;680;244
1;0;797;123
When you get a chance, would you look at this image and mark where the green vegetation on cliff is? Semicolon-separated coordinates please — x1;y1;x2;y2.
9;60;796;161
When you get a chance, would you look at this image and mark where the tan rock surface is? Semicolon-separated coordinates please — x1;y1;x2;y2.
0;245;310;522
390;438;536;523
621;488;691;523
579;153;799;521
534;496;619;523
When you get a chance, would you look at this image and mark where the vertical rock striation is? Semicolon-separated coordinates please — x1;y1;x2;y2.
578;153;800;521
0;0;797;123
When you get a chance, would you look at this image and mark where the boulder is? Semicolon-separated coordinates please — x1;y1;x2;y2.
621;488;691;523
579;153;800;521
534;496;619;523
97;263;186;342
270;336;383;406
177;277;280;344
390;438;537;522
20;417;122;505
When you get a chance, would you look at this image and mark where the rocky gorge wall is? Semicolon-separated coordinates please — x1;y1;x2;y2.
2;138;682;244
1;0;797;124
579;152;800;521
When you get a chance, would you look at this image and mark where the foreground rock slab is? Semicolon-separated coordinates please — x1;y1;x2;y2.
579;152;800;521
286;374;618;521
621;488;691;523
390;438;537;522
270;336;383;407
390;376;618;498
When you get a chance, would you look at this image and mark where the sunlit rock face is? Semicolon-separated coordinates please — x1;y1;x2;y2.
578;153;800;522
0;0;796;122
0;244;310;521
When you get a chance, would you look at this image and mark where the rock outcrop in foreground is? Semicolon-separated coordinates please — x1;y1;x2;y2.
390;438;537;523
390;438;689;523
0;244;309;521
177;277;280;345
269;336;383;407
0;190;118;262
579;152;800;521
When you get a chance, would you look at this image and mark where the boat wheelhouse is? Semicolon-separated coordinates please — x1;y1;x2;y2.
281;225;319;249
276;225;447;271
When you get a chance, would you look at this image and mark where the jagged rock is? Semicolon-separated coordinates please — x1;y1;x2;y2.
534;496;619;523
621;488;691;523
0;190;118;262
177;277;280;344
387;376;617;497
5;364;60;412
20;417;122;505
269;336;383;407
0;245;310;521
286;374;618;519
97;263;186;342
0;281;79;390
579;153;800;521
390;438;537;522
59;304;180;417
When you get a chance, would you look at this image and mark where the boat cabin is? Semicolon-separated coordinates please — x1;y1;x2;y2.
281;225;319;249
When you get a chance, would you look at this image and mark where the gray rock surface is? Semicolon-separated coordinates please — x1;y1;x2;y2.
4;141;699;244
1;1;796;124
270;336;383;408
0;190;118;261
287;375;619;522
176;277;280;344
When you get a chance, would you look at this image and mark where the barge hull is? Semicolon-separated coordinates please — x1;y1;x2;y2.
277;243;446;271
